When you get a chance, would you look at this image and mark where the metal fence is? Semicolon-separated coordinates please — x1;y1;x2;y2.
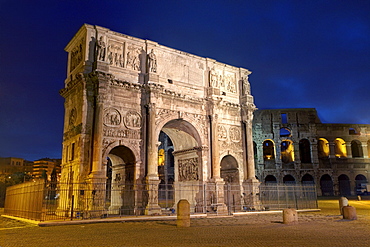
4;180;317;221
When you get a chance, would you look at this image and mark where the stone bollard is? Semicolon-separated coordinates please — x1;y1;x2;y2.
283;208;298;224
339;197;349;215
177;199;190;227
343;206;357;220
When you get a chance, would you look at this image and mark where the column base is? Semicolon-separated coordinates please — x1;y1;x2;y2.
243;178;263;211
208;177;228;215
145;175;162;215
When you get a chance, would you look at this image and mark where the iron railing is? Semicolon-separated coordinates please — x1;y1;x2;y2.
4;180;317;221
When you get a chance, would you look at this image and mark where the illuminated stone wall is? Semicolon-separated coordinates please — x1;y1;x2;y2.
253;108;370;196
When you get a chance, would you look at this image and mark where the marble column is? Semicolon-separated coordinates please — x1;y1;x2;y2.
145;103;161;215
209;114;228;215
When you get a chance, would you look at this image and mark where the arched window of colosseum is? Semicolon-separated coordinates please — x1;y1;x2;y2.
263;140;275;161
334;138;347;158
265;175;277;183
299;139;311;163
355;174;368;195
301;173;314;184
320;174;334;196
280;127;291;137
281;140;294;163
351;140;363;158
283;174;296;184
349;128;359;135
318;138;329;158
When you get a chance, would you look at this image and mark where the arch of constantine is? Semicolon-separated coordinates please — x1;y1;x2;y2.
59;24;258;216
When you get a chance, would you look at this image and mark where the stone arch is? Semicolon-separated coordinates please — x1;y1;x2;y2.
265;175;277;183
318;138;329;158
263;139;275;161
334;138;347;158
355;174;368;195
302;173;314;184
281;140;294;164
338;174;351;196
102;139;141;167
283;174;296;184
155;113;204;147
299;139;311;163
157;131;175;208
221;155;241;212
280;127;291;137
158;118;202;210
220;155;239;183
107;145;137;215
351;140;363;158
320;174;334;196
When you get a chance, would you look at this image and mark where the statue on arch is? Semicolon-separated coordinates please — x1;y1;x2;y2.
147;49;157;73
96;36;106;61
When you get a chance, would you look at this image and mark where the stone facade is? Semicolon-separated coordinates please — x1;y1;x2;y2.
59;24;258;215
253;108;370;196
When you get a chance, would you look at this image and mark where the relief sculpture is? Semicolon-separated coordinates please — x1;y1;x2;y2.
229;126;241;142
218;125;227;140
104;108;121;127
70;40;83;72
178;158;199;181
124;111;141;129
208;69;236;93
126;46;142;71
106;43;124;67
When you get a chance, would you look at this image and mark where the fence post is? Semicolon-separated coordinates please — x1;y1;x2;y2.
70;195;74;221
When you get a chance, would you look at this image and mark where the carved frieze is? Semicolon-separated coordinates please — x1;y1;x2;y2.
209;69;237;94
63;123;82;141
70;38;84;72
107;41;124;67
126;45;143;71
68;107;77;127
103;128;140;139
178;158;199;181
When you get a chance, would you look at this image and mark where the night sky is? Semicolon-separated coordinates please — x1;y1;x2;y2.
1;0;369;161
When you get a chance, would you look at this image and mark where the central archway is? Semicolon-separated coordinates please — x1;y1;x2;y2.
158;119;202;212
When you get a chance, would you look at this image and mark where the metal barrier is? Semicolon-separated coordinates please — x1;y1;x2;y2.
4;181;317;221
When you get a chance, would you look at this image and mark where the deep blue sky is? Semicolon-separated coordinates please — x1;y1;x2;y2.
1;0;369;161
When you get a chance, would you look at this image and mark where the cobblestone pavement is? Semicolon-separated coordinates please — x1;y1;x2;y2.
1;199;369;247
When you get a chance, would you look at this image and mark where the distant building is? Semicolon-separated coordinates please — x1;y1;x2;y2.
0;157;33;176
32;158;61;181
253;108;370;196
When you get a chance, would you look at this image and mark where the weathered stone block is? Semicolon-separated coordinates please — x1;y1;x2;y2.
283;208;298;224
342;206;357;220
177;199;190;227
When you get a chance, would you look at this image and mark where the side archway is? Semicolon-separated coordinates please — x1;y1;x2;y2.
338;174;351;196
221;155;241;212
320;174;334;196
107;145;137;215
